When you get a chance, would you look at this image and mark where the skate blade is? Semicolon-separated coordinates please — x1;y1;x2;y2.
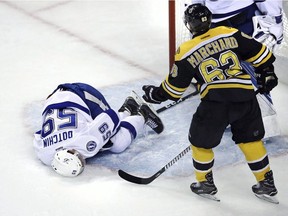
130;90;143;106
198;193;220;202
255;194;279;204
131;90;158;113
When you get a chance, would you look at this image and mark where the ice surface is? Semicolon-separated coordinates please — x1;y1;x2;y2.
1;1;288;216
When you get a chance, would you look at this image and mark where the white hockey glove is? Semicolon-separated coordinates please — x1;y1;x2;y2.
252;14;283;51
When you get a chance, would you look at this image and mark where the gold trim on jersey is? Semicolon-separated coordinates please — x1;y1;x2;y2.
246;45;272;68
176;27;239;62
161;77;187;99
200;77;254;98
166;26;274;101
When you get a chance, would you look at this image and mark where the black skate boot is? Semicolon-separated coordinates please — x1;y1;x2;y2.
252;170;279;204
138;103;164;134
118;96;140;115
190;172;219;201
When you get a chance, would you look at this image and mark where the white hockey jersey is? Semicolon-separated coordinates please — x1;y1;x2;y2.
33;90;121;165
192;0;282;22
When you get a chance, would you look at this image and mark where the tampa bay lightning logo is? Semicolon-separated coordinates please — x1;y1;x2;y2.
86;141;97;152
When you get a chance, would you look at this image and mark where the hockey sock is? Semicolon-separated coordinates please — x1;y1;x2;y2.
192;145;214;182
238;140;270;182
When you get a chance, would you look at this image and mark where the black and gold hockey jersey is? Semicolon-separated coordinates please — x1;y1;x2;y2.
161;26;275;102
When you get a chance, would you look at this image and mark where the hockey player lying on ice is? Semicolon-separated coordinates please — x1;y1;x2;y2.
33;82;163;177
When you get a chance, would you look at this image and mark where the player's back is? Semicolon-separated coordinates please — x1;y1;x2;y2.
175;26;272;102
33;90;94;165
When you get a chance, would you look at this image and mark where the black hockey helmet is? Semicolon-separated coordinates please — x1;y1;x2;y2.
184;4;212;36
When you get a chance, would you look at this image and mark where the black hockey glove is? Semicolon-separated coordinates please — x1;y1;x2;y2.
142;85;167;104
256;65;278;94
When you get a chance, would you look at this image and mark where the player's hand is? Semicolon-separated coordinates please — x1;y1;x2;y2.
256;68;278;94
142;85;164;104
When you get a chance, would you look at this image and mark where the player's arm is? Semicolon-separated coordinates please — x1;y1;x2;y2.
236;30;278;94
87;109;120;143
256;0;283;17
234;30;275;65
160;59;194;101
72;109;120;158
253;0;283;50
142;58;194;103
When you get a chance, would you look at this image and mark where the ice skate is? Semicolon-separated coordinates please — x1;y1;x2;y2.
138;103;164;134
128;91;163;134
118;95;141;115
121;91;164;134
252;170;279;204
190;172;220;202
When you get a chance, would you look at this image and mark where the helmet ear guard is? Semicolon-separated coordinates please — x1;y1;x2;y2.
51;149;85;177
184;4;212;36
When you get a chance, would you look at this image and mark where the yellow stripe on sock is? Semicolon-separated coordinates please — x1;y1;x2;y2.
192;145;214;182
238;140;270;181
192;145;214;162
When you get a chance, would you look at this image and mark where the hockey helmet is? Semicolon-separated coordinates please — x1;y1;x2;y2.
184;4;212;36
51;149;85;177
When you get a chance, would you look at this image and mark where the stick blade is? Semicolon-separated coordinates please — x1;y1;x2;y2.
118;169;158;185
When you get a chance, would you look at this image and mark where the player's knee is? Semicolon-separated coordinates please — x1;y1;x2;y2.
109;130;133;153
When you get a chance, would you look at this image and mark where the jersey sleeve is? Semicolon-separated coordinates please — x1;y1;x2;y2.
65;109;120;159
256;0;283;16
87;109;120;138
235;31;275;69
160;63;194;101
234;30;276;69
159;41;198;101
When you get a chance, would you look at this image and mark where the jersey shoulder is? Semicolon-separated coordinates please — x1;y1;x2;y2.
175;26;239;61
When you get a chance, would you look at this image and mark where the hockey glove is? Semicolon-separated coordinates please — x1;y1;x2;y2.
142;85;166;104
256;66;278;94
252;15;283;51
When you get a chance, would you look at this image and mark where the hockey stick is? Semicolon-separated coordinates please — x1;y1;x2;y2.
118;145;191;184
119;88;262;185
156;83;199;113
119;89;261;184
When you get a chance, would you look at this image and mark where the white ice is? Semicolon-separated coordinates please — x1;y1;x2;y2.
0;1;288;216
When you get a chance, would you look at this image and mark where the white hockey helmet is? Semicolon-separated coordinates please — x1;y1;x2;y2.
51;149;85;177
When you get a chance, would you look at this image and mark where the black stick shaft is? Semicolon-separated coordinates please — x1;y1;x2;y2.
118;146;191;184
